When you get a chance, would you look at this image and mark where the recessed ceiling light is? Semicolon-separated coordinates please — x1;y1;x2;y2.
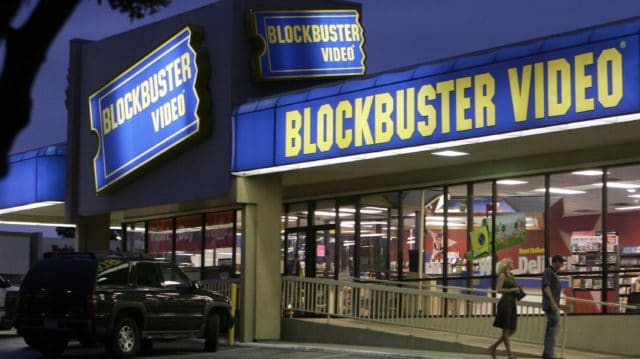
432;150;468;157
572;170;604;176
497;179;528;185
0;201;64;215
534;188;586;194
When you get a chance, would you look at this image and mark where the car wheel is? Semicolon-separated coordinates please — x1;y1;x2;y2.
108;317;139;358
203;312;220;352
33;335;69;357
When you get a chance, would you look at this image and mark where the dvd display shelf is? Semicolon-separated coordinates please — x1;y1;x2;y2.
569;232;619;295
618;246;640;309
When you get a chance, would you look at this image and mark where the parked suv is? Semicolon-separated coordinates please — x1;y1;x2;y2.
15;253;233;357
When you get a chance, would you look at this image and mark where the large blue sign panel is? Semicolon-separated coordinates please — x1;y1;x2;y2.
249;9;366;80
234;34;640;172
89;26;209;194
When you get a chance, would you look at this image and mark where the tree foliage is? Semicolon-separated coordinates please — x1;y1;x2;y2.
0;0;170;177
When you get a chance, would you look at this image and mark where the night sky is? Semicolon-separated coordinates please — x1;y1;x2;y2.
6;0;640;154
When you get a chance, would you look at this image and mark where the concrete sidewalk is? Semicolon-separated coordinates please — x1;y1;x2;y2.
276;318;633;359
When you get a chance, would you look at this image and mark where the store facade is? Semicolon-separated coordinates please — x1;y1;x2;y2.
66;0;640;345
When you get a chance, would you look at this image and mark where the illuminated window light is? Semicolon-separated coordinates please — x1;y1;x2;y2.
497;179;528;185
614;205;640;211
431;150;469;157
593;182;640;189
0;201;64;215
534;188;586;195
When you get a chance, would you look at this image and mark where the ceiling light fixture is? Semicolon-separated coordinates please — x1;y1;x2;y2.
572;170;604;176
534;188;586;195
0;201;64;215
497;179;529;185
431;150;469;157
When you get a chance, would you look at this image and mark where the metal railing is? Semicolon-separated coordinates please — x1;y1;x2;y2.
281;276;636;356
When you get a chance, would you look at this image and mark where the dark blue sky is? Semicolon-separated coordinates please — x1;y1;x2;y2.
7;0;640;153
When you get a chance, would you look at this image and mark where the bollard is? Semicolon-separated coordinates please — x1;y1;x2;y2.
229;283;238;346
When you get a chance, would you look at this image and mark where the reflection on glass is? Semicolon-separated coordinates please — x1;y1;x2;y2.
148;218;173;262
126;222;145;254
205;211;234;269
337;202;355;279
175;215;202;274
359;193;397;279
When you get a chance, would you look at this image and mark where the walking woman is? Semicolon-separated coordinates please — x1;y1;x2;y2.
488;257;521;359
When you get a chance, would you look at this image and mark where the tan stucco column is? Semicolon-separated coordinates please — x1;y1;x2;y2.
235;174;282;342
75;213;111;252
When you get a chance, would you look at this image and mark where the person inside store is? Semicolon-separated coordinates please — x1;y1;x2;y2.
541;254;566;359
488;257;521;359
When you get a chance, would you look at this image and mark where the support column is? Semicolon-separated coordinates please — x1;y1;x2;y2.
75;213;111;252
235;175;282;342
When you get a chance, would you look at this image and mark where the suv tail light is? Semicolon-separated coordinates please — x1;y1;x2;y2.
88;293;98;316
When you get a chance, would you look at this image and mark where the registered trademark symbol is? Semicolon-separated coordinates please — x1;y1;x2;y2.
620;40;626;49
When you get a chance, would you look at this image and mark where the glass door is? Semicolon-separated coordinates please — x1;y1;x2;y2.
284;230;306;276
314;226;336;278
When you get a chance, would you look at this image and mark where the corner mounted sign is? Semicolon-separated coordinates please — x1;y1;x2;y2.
248;9;366;80
89;26;210;194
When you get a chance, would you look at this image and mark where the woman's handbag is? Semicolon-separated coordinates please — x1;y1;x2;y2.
515;287;527;301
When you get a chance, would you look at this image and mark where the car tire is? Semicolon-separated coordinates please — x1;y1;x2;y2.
203;312;220;352
108;317;140;358
22;334;37;347
33;335;69;357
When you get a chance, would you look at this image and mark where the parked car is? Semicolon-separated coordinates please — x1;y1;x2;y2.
15;252;233;358
0;275;18;330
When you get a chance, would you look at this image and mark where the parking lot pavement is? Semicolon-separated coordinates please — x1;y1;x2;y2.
0;331;444;359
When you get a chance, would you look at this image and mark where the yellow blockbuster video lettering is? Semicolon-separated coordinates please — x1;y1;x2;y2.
283;46;624;158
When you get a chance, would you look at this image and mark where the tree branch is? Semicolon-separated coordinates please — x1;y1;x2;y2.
0;0;81;176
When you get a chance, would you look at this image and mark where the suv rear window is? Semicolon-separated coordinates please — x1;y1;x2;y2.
21;257;97;292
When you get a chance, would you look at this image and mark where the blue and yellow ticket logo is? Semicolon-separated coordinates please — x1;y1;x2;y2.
89;26;210;194
249;9;366;80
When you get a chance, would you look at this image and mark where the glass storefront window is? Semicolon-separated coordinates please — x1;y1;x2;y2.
550;170;602;313
448;184;470;281
205;212;234;269
147;218;173;262
337;200;356;279
235;210;242;275
314;200;336;225
175;214;203;276
606;165;640;312
359;193;397;279
496;176;546;298
125;222;145;254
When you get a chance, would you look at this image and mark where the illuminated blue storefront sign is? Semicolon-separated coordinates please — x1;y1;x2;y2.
249;9;366;79
89;26;209;193
233;28;640;173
